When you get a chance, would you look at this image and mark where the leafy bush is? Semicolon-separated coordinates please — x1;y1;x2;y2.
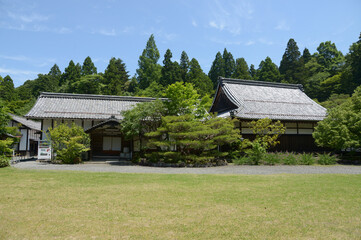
299;153;315;165
262;153;281;165
245;141;266;165
282;153;297;165
233;155;252;165
0;138;13;168
0;155;10;168
47;123;90;164
317;153;338;165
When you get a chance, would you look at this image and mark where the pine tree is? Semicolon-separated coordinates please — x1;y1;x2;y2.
136;34;162;89
0;75;16;101
180;51;190;82
103;57;130;95
160;49;182;86
348;34;361;88
81;56;97;75
232;58;251;79
48;64;61;88
61;60;81;86
145;114;240;165
49;64;61;77
258;57;282;82
208;52;225;89
187;58;213;96
279;38;303;84
223;48;235;78
249;64;257;80
301;48;312;64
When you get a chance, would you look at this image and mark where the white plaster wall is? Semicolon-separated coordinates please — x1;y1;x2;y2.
19;129;27;151
42;119;52;140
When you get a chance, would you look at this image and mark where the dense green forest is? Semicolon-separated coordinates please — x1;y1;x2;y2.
1;33;360;116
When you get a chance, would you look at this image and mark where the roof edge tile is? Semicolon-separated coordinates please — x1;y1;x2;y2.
218;77;303;91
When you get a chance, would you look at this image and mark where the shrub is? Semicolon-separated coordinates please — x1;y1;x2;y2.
233;155;252;165
299;153;315;165
48;123;90;164
263;153;281;165
0;138;13;168
317;153;338;165
0;155;10;168
245;141;266;165
282;153;297;165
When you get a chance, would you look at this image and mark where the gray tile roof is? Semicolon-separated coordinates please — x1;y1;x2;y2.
9;113;41;131
25;92;161;120
210;78;327;121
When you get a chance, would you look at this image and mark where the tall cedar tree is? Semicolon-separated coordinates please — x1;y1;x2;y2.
180;51;190;82
223;48;235;78
103;58;130;95
186;58;213;96
232;58;251;79
33;74;59;96
340;33;361;94
49;64;62;78
71;75;104;95
347;34;361;90
249;64;257;80
0;75;16;101
258;57;282;82
316;41;344;74
279;38;304;84
208;52;225;89
81;56;97;75
160;49;182;86
61;60;81;86
301;48;312;64
136;34;162;89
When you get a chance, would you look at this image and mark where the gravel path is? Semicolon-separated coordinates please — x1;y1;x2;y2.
12;160;361;175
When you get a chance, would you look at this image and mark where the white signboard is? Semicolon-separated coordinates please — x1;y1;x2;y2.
38;140;52;160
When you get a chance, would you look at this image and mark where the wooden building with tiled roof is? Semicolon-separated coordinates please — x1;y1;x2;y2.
210;77;327;151
25;92;160;159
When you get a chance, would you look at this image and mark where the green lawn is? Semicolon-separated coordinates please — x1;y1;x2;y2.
0;168;360;239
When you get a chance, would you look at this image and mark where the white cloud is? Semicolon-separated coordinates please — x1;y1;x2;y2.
0;67;38;76
8;11;49;23
0;55;30;61
94;29;117;36
258;38;274;45
275;20;290;31
245;40;255;46
208;0;254;35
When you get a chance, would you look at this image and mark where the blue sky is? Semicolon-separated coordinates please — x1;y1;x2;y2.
0;0;360;87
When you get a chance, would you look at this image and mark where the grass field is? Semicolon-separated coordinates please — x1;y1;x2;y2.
0;168;360;239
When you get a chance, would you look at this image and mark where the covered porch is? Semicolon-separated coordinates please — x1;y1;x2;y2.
85;117;132;161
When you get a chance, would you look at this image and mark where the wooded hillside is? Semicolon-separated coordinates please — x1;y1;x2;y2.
1;33;360;115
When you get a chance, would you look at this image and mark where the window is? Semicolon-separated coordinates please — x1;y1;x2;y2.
103;137;121;151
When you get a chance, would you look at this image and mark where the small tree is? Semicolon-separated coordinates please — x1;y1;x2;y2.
313;86;361;151
249;118;286;150
164;82;211;118
47;123;90;164
239;118;285;164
